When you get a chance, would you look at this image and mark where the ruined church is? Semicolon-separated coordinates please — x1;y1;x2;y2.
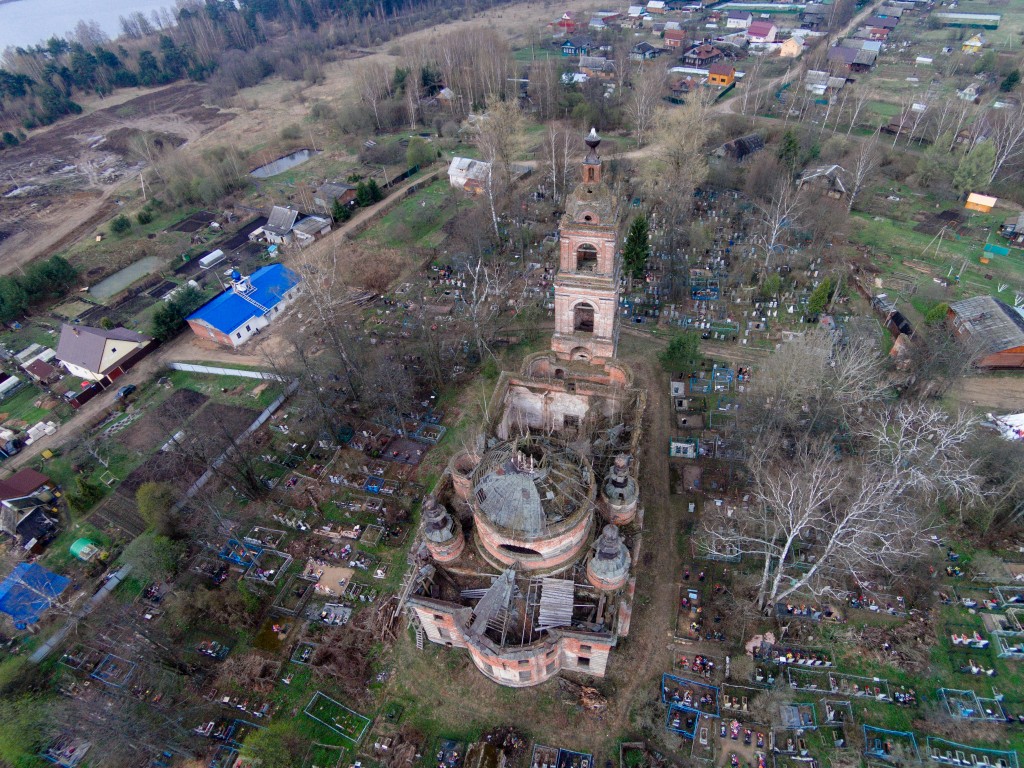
405;130;646;687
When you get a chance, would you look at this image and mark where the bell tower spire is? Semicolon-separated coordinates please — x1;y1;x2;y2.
582;127;602;185
551;128;620;364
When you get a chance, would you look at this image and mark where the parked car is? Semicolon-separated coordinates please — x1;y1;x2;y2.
115;384;137;399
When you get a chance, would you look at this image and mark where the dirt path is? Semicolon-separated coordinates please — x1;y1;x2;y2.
0;329;282;473
597;336;684;749
951;376;1024;413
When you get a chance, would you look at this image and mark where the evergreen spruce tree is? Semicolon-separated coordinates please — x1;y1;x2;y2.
622;214;650;280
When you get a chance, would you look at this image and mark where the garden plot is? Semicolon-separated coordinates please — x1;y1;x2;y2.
303;691;371;743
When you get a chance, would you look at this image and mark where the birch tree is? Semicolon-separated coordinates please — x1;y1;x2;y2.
845;129;880;212
754;180;805;268
474;98;526;240
627;65;665;147
542;122;583;203
988;103;1024;183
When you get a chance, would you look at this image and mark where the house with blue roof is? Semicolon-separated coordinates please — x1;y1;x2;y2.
186;263;302;348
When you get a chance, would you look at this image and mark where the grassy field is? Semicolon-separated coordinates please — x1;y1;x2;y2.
359;179;467;249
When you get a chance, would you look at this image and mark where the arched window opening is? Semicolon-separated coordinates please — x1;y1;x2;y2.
576;244;598;273
574;304;595;334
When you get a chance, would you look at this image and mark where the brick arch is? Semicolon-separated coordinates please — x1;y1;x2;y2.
572;301;596;334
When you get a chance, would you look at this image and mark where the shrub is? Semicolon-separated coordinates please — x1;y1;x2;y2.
137;209;154;225
110;214;132;235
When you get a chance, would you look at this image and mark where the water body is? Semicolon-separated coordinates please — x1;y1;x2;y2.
89;254;163;300
0;0;175;51
250;149;320;179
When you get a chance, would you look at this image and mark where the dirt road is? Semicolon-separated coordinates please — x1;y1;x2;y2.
597;336;684;750
952;376;1024;413
0;329;281;473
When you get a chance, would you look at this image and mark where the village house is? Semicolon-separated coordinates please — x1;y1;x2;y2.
186;264;303;348
561;36;595;56
55;325;152;383
0;469;58;549
313;182;356;212
726;10;752;28
554;11;578;33
826;44;877;73
682;43;724;66
22;359;59;385
436;86;458;109
579;56;616;79
630;41;659;60
779;36;805;57
646;0;666;13
962;34;986;54
746;20;778;43
255;205;300;246
668;73;700;100
865;15;899;30
708;63;736;87
804;69;848;94
800;3;829;28
948;296;1024;369
448;157;491;194
290;215;333;247
797;164;847;200
965;193;997;213
664;28;687;48
1000;213;1024;246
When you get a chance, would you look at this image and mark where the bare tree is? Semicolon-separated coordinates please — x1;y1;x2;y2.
845;87;871;136
356;60;395;132
703;436;926;611
987;103;1024;184
541;122;583;204
753;180;805;268
859;402;982;514
845;129;881;212
474;99;526;239
626;64;666;147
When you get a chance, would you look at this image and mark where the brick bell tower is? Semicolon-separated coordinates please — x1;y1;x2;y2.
552;128;620;363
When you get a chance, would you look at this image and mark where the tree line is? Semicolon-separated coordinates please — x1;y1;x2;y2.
0;255;77;323
0;0;521;136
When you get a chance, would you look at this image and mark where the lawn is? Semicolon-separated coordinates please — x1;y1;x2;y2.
358;179;467;249
165;369;285;410
0;384;63;427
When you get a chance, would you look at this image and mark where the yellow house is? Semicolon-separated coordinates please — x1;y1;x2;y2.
962;34;985;54
55;324;152;382
708;63;736;87
965;193;997;213
779;36;804;58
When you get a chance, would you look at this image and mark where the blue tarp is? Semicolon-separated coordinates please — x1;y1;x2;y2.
0;563;69;628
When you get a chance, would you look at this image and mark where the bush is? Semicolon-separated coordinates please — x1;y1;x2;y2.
137;209;154;225
406;136;435;169
110;214;132;235
925;302;950;325
280;124;301;141
659;332;701;372
151;285;206;340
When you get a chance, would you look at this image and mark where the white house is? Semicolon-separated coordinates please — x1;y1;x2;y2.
55;325;152;382
726;10;753;28
186;264;302;348
746;20;778;43
447;157;492;194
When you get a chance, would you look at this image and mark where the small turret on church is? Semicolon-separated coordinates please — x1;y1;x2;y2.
551;128;620;363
